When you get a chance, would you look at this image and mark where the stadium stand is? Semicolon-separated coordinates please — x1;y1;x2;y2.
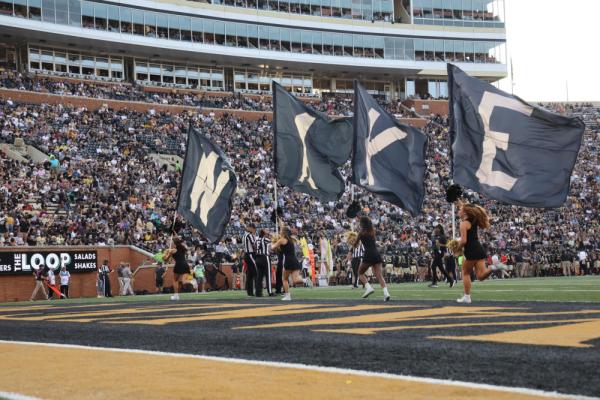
0;76;598;279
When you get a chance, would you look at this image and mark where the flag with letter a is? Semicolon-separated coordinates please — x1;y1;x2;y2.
352;81;428;216
448;64;585;207
177;127;237;243
273;82;353;201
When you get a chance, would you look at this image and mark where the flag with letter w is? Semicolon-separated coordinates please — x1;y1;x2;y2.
273;82;353;202
448;64;585;208
352;81;428;216
177;127;237;243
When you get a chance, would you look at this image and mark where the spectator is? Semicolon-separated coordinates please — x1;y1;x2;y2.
121;263;135;296
193;262;206;293
117;262;125;295
30;266;48;301
155;262;166;294
59;266;70;298
46;267;57;300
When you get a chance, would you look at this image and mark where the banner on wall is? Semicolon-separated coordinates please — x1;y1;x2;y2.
0;250;98;275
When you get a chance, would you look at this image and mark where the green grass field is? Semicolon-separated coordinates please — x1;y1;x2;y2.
6;276;600;306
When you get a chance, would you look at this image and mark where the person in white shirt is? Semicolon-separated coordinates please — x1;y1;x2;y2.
491;254;510;279
59;266;71;299
578;250;588;263
47;268;57;300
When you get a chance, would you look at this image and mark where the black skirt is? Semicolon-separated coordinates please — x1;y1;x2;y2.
362;252;383;265
283;254;302;271
464;241;486;261
173;262;190;275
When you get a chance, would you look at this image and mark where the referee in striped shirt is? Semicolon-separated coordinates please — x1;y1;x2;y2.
256;229;273;296
243;223;259;297
349;242;365;288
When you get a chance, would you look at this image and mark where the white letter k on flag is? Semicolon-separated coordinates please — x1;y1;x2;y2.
364;108;407;186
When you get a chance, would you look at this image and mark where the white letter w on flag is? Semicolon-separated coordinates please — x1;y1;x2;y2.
364;109;407;186
190;151;230;225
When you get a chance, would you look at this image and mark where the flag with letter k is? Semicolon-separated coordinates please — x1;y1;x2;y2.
177;126;237;243
352;81;428;216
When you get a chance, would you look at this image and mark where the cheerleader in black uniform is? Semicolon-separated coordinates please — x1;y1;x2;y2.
164;237;190;301
271;226;311;301
356;216;390;301
455;202;505;304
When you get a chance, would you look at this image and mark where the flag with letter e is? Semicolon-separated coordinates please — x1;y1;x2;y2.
176;127;237;243
448;64;585;208
273;82;353;202
352;81;428;216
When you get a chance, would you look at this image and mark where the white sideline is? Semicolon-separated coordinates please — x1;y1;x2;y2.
0;391;42;400
0;340;597;400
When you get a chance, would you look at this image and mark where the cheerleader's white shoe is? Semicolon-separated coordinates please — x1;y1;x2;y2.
281;293;291;301
456;294;471;304
362;286;375;299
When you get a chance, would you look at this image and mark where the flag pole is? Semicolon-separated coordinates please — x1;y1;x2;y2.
274;177;279;235
451;203;456;239
169;211;178;248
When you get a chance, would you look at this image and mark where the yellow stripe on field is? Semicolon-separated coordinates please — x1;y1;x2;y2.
236;306;514;329
0;342;573;400
102;304;410;325
315;318;600;336
236;308;600;330
432;319;600;348
0;303;256;322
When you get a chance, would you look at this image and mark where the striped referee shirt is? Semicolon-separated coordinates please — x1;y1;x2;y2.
257;237;271;256
243;232;256;254
352;243;365;259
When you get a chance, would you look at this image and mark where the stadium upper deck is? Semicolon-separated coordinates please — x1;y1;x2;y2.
0;0;506;98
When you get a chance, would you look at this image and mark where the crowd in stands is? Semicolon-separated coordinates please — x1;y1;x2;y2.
0;74;598;281
0;70;419;118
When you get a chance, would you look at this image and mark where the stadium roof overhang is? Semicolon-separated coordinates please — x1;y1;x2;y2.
0;17;508;80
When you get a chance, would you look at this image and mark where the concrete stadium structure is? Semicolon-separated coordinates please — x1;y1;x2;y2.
0;0;506;99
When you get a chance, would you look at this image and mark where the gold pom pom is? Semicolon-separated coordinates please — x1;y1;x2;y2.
345;231;359;247
447;239;463;256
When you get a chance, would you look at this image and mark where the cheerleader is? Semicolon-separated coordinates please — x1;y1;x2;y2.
455;202;506;304
164;237;190;301
356;216;390;301
271;225;311;301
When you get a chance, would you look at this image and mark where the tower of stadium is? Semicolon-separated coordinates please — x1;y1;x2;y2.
0;0;506;98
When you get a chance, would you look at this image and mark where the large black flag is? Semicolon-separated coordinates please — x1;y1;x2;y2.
352;81;428;216
448;64;585;208
177;127;237;243
273;82;352;201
